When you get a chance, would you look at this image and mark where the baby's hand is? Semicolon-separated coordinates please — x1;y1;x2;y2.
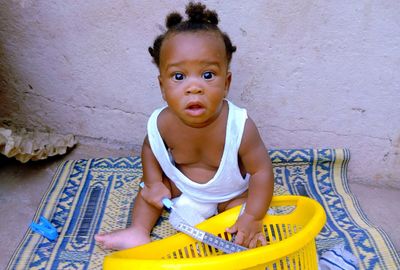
226;212;267;248
140;182;171;209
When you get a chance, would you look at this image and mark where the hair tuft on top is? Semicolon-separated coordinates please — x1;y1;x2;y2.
166;12;183;29
186;2;218;25
204;10;219;25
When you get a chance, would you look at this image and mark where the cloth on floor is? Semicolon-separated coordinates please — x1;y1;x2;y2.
6;149;400;270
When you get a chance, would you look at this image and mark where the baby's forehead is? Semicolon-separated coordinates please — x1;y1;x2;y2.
162;31;227;57
164;30;225;44
161;32;227;62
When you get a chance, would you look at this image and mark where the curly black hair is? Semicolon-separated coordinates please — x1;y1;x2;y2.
148;2;237;67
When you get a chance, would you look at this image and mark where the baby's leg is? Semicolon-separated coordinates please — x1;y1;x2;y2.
95;177;181;250
218;190;248;213
94;190;162;250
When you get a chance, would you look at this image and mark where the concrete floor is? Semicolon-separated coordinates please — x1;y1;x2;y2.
0;144;399;269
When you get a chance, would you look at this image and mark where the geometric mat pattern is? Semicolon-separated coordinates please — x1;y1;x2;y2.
7;149;400;269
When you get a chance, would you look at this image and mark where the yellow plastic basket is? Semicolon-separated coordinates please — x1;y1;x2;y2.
104;195;326;270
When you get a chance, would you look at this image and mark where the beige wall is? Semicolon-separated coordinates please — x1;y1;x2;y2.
1;0;399;188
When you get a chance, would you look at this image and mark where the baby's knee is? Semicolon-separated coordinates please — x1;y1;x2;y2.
218;192;247;213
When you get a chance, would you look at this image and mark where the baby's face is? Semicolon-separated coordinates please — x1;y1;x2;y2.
158;31;232;128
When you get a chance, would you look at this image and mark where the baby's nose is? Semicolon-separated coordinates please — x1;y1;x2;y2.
185;84;204;95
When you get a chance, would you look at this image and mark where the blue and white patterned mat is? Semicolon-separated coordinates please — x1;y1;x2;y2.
7;149;400;269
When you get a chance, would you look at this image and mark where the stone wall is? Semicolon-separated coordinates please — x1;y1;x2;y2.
1;0;399;187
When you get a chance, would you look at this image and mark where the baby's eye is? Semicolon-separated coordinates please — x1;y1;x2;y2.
202;71;215;80
173;72;185;81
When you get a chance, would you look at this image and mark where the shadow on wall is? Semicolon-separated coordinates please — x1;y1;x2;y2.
0;1;51;133
1;2;24;130
0;55;27;131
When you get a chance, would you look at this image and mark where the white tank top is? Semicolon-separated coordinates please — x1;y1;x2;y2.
147;100;249;222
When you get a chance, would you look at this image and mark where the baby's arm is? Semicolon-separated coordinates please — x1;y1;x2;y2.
226;117;274;248
140;135;171;208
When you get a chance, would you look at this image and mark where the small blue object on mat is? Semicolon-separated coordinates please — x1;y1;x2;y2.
30;216;58;241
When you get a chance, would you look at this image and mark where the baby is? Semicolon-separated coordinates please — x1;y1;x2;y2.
95;1;274;250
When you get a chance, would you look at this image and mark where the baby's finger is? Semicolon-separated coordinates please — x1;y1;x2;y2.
225;224;238;234
258;233;267;246
249;237;258;249
233;231;245;246
248;233;267;248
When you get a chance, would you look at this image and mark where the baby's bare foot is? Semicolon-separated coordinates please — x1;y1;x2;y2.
95;227;151;250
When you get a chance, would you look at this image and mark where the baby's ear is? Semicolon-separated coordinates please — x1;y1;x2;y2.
158;75;166;100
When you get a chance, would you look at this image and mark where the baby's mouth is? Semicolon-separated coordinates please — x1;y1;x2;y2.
185;102;206;116
188;104;202;110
